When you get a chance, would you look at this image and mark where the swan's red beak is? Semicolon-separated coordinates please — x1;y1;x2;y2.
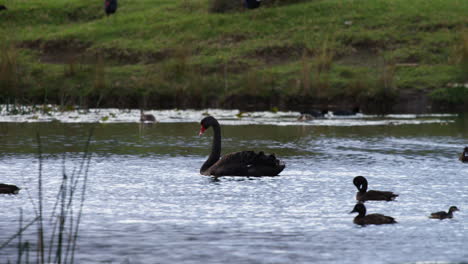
199;126;206;136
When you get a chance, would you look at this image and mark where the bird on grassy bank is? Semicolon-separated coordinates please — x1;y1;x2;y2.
140;109;156;123
429;206;459;220
104;0;117;16
350;203;396;226
353;176;398;202
244;0;261;9
459;147;468;162
0;183;20;194
0;5;7;11
199;116;285;177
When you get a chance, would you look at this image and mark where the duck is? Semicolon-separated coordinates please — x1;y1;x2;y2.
140;109;156;123
298;109;328;121
429;206;459;220
353;176;398;202
199;116;285;177
350;203;396;226
459;147;468;162
0;183;20;194
331;107;360;116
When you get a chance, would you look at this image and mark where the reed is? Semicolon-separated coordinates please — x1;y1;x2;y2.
0;128;95;264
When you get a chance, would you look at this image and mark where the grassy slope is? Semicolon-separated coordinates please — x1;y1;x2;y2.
1;0;467;112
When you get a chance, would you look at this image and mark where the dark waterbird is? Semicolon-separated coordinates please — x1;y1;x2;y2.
459;147;468;162
0;183;20;194
104;0;117;16
429;206;459;220
350;203;396;226
199;116;285;177
297;110;328;121
0;5;7;11
244;0;261;9
353;176;398;202
140;109;156;123
332;107;360;116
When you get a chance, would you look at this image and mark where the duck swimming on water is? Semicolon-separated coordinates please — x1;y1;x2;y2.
429;206;459;220
0;183;20;194
199;116;285;177
350;203;396;226
353;176;398;202
140;109;156;123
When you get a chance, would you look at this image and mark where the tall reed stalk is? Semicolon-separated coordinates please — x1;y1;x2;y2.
0;128;95;264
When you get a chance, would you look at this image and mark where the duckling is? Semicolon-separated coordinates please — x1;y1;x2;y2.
429;206;459;220
0;183;20;194
350;203;396;226
459;147;468;162
353;176;398;202
140;109;156;123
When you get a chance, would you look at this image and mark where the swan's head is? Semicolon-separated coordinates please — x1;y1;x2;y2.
350;203;366;215
353;176;368;192
449;206;459;213
199;116;218;135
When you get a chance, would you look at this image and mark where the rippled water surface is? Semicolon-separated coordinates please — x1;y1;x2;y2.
1;111;467;264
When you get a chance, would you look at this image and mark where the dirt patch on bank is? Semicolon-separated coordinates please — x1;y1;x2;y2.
19;39;173;65
248;44;308;64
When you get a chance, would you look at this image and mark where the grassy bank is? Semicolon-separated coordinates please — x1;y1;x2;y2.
1;0;467;113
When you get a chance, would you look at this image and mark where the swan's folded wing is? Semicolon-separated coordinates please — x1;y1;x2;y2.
365;190;398;201
209;151;285;176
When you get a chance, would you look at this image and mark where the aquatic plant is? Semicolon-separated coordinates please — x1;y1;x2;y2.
0;129;94;264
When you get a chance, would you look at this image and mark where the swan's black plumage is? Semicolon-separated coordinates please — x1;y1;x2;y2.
430;206;459;220
353;176;398;202
199;116;285;176
350;203;396;226
0;183;20;194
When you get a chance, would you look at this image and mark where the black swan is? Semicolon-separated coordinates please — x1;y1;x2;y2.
140;109;156;122
350;203;396;226
0;5;7;11
0;183;20;194
353;176;398;202
459;147;468;162
104;0;117;16
199;116;285;177
430;206;459;220
244;0;261;9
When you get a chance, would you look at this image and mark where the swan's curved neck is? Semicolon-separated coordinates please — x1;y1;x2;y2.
200;123;221;174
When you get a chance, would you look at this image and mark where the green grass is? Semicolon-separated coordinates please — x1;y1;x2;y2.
1;0;468;112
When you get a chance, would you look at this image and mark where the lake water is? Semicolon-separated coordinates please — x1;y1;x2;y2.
0;109;467;264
